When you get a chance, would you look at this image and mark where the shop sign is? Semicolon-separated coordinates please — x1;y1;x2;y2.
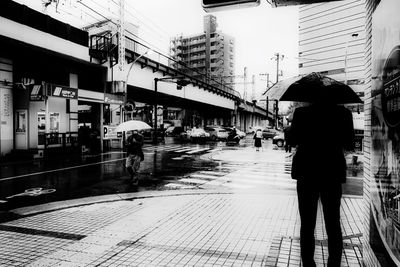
104;125;119;140
47;84;78;99
30;85;44;101
104;93;124;105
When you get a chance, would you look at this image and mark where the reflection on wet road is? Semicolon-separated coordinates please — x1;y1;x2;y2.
0;137;363;211
0;141;223;210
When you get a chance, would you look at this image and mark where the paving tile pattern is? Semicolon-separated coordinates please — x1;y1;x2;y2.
0;148;363;266
0;193;363;266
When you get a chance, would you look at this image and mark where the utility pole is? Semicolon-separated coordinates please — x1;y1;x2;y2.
117;0;126;125
251;75;256;102
259;73;272;119
243;67;247;101
272;53;284;83
118;0;125;74
271;53;284;128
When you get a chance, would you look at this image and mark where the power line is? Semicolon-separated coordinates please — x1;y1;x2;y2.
78;1;170;55
102;0;171;45
124;0;172;37
69;1;235;92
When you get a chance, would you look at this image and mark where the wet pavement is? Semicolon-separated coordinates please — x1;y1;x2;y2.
0;136;364;266
0;137;224;210
0;136;363;210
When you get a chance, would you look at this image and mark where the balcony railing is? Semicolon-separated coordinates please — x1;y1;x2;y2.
90;33;241;100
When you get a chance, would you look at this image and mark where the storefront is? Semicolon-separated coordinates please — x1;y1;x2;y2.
370;0;400;264
0;58;13;156
78;90;125;152
26;83;79;152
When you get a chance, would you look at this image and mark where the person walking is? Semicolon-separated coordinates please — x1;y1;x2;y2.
289;101;354;267
253;129;262;151
126;130;144;186
284;124;292;153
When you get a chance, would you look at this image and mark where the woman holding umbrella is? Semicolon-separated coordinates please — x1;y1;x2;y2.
116;120;151;186
126;130;144;186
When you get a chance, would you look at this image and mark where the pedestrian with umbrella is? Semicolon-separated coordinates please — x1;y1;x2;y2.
116;120;151;186
267;72;362;267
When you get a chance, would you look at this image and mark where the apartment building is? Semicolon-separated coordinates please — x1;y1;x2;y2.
170;15;235;88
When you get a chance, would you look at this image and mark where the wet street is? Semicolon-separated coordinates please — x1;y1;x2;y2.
0;136;363;214
0;135;365;267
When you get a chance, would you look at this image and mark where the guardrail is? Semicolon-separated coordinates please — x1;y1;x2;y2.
38;132;79;149
90;33;242;100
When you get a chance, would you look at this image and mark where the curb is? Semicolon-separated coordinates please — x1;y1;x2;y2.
10;189;232;217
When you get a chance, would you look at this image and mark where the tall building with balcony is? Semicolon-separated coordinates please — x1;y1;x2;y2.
298;0;366;150
170;15;235;87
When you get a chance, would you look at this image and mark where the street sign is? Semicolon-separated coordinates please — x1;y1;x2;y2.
104;125;119;140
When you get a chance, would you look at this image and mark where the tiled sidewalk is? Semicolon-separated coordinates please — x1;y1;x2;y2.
0;191;363;266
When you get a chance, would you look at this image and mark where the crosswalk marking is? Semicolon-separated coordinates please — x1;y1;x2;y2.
188;174;217;180
165;162;296;191
178;178;207;185
186;148;211;154
198;171;227;176
143;144;212;155
173;147;196;153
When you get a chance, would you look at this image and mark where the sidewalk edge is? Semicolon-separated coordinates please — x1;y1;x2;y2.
9;190;231;217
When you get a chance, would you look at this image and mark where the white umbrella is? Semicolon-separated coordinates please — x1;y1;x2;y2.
115;120;152;132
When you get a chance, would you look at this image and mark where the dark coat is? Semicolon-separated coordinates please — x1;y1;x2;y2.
126;134;144;160
283;125;292;142
289;104;354;183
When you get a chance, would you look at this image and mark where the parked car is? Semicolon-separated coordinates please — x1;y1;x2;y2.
180;127;210;143
272;133;285;147
222;126;246;139
262;128;278;139
165;126;184;136
248;126;263;134
204;126;229;141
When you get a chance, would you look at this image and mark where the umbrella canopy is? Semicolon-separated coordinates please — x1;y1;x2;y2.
265;72;362;104
115;120;152;132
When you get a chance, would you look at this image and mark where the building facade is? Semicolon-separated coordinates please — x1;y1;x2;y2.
0;0;109;158
170;15;235;89
298;0;366;151
299;0;400;265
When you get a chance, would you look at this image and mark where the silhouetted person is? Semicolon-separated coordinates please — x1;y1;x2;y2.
284;124;292;153
289;100;354;267
253;129;262;151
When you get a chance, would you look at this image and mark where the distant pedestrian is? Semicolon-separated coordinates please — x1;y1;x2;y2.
126;130;144;186
253;129;262;151
289;101;354;267
284;125;292;153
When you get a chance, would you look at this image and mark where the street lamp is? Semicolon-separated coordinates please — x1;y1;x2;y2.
123;49;152;121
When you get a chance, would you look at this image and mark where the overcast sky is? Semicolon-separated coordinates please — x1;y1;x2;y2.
15;0;299;101
130;0;300;100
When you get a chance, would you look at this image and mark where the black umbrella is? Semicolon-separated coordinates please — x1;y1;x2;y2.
266;72;363;104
